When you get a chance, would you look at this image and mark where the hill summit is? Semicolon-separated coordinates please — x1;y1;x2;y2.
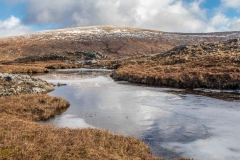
0;26;240;61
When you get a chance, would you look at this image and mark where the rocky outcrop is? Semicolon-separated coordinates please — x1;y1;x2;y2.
14;51;108;63
0;73;54;97
66;51;108;60
15;54;68;63
152;38;240;65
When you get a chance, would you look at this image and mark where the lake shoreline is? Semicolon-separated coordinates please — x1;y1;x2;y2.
36;69;240;159
0;69;164;160
1;66;239;159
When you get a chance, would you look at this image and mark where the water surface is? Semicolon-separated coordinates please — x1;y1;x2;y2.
34;69;240;159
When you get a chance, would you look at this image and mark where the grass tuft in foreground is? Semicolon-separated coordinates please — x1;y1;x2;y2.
0;114;161;160
0;94;70;121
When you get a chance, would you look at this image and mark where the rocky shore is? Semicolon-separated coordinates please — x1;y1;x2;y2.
0;73;54;97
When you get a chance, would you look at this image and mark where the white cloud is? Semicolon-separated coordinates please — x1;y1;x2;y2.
229;19;240;31
134;0;207;32
20;0;209;32
206;13;230;32
221;0;240;10
0;16;32;38
2;0;240;35
204;12;240;32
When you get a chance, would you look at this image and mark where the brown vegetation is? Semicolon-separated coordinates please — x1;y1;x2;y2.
0;115;160;160
0;63;48;73
0;94;70;121
0;94;163;159
0;59;125;74
0;26;239;61
112;63;240;89
0;61;82;73
112;39;240;90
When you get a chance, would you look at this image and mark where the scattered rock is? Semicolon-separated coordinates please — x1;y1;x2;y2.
152;38;240;65
67;51;107;59
0;73;54;97
57;82;67;87
15;54;68;63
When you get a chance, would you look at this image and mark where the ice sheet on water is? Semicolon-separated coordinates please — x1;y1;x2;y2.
42;114;95;129
34;69;240;159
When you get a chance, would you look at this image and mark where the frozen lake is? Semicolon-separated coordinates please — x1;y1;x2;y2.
34;69;240;159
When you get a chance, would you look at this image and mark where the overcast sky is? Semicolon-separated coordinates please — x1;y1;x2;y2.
0;0;240;38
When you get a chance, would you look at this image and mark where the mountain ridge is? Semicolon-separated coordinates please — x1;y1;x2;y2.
0;26;240;61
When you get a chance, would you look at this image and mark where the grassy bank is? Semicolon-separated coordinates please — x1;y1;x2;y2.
112;39;240;90
0;94;69;121
0;94;164;159
0;115;159;160
0;60;119;74
111;63;240;89
0;61;82;74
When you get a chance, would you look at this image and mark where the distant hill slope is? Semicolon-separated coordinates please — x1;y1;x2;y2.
151;38;240;65
0;26;240;61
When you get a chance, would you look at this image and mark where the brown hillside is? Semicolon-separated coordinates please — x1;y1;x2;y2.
0;26;240;61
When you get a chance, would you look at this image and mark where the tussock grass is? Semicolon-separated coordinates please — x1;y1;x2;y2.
0;94;70;121
0;64;48;73
44;61;82;69
0;61;82;73
112;40;240;90
0;59;123;74
112;63;240;89
0;114;161;160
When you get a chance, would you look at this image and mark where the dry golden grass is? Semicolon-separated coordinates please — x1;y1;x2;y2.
44;62;81;69
0;94;70;121
0;94;163;160
0;64;48;73
0;114;161;160
0;59;124;74
112;63;240;89
112;41;240;90
0;61;82;73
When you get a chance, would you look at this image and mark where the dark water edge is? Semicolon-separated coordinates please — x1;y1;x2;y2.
165;89;240;102
34;69;240;159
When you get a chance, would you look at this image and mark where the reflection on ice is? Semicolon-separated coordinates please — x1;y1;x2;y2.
55;68;113;72
36;69;240;159
42;114;95;129
44;76;112;86
34;69;114;86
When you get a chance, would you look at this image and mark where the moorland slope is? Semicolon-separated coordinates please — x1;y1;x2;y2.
0;26;240;61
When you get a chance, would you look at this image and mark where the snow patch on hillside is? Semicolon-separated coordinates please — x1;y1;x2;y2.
1;26;240;45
